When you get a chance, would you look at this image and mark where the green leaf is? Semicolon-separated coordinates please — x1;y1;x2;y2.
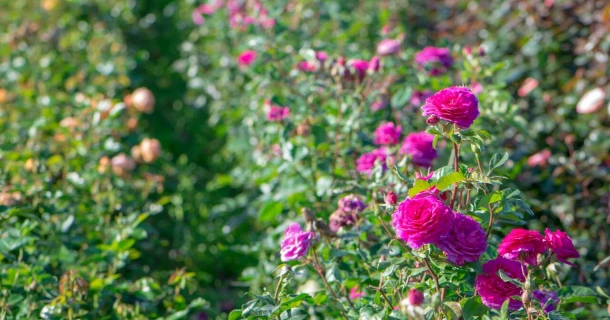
558;286;598;304
488;152;509;174
436;172;466;191
280;293;313;308
548;311;576;320
391;87;413;108
313;292;328;305
259;202;284;222
228;310;242;320
461;296;487;320
408;179;432;197
478;191;502;208
594;256;610;272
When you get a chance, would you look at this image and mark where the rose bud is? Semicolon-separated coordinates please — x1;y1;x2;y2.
131;87;155;114
408;289;425;306
385;191;397;205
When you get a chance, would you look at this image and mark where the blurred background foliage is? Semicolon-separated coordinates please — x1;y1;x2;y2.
0;0;609;318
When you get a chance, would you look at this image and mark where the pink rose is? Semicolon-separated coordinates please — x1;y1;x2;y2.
349;287;365;300
377;38;401;56
414;47;453;76
528;149;551;167
498;229;547;265
280;223;315;262
356;147;389;174
422;86;479;129
544;229;579;266
338;194;366;213
237;50;257;67
518;77;539;97
347;59;369;79
399;132;437;167
329;209;357;232
298;60;318;72
385;191;397;205
475;257;525;311
368;56;380;72
374;122;402;145
265;100;289;121
391;192;453;249
435;213;487;266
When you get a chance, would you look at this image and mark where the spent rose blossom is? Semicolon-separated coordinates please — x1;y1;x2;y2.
399;132;437;167
280;223;315;262
435;213;487;266
237;50;257;67
544;229;580;266
414;47;453;75
407;289;424;306
533;290;559;313
374;122;402;145
265;101;290;121
356;147;389;174
329;209;357;232
392;192;453;249
422;86;479;129
498;229;547;265
338;194;366;213
376;38;401;56
475;257;526;311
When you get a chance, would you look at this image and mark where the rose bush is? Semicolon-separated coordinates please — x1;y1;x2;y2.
1;0;610;319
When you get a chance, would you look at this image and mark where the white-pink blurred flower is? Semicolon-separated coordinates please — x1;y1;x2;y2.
576;87;606;114
237;50;257;67
518;77;539;97
528;149;551;167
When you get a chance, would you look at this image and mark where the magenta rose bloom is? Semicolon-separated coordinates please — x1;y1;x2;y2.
399;132;437;167
368;56;380;72
374;122;402;145
533;290;559;313
475;257;526;311
414;46;453;75
280;223;315;262
356;147;389;174
544;229;580;266
435;213;487;266
237;50;257;67
338;194;366;213
391;192;453;249
498;229;547;265
349;287;365;300
408;289;424;306
347;59;369;79
329;209;357;232
377;38;401;56
422;86;479;129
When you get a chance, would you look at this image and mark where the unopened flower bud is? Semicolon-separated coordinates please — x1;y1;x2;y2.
521;290;531;305
408;289;424;306
426;115;440;125
463;45;472;55
385;191;397;205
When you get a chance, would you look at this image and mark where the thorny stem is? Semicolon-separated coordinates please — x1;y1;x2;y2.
485;204;495;241
312;246;349;319
273;273;285;304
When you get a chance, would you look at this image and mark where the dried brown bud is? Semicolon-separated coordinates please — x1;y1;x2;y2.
301;208;316;223
314;219;336;239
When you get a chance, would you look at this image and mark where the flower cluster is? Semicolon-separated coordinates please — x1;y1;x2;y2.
330;195;366;231
193;0;275;29
414;46;454;76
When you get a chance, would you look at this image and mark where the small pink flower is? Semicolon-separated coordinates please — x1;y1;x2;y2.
374;122;402;145
349;287;365;300
280;223;315;262
407;289;424;306
377;38;401;56
368;56;380;72
356;147;389;174
371;99;388;112
315;51;328;62
518;77;539;97
298;60;318;72
422;86;479;129
347;59;369;79
475;257;525;311
267;106;290;122
329;209;357;232
392;192;453;249
471;82;483;95
237;50;257;67
528;149;551;167
410;90;433;108
544;229;580;266
498;229;547;265
192;10;205;25
400;132;437;167
414;47;453;76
